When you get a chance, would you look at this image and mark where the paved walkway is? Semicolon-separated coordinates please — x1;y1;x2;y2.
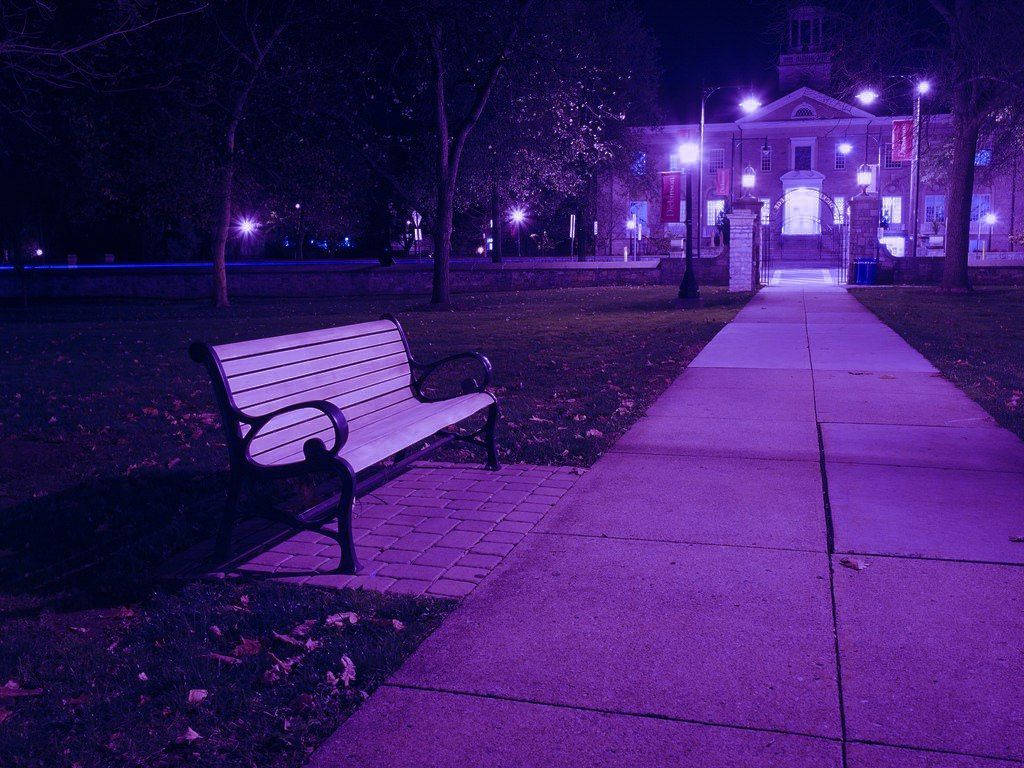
310;276;1024;768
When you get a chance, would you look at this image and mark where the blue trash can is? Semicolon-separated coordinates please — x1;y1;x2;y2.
854;260;867;285
862;259;878;285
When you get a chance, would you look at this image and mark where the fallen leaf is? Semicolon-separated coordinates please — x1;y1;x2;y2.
208;625;223;638
232;637;260;657
0;709;12;724
340;655;356;688
585;429;604;438
291;619;317;637
272;631;305;649
137;672;148;682
262;653;301;684
839;557;868;572
206;653;241;665
0;682;42;700
391;619;405;631
187;689;208;706
176;727;202;744
325;611;359;628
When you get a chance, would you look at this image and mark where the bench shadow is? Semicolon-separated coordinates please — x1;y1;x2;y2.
0;469;294;608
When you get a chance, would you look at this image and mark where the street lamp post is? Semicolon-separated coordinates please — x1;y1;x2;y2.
509;207;525;258
910;81;931;258
294;202;303;260
697;86;762;261
983;211;996;258
677;142;700;302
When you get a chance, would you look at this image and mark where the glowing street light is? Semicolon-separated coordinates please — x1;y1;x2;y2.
676;142;699;166
509;207;526;257
838;142;854;156
35;248;43;257
237;217;258;236
741;165;756;192
916;80;932;95
856;163;873;193
984;212;997;226
855;88;879;106
739;96;762;114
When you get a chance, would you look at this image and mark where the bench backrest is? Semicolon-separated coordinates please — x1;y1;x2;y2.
193;318;418;465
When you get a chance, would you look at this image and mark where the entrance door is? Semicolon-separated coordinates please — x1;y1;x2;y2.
783;187;821;235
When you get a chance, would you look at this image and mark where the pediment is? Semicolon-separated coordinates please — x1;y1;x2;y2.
738;87;874;123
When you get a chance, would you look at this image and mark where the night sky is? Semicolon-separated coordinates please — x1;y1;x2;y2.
637;0;780;123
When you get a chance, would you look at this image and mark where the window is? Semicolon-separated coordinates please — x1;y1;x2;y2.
760;147;772;172
975;149;992;167
924;195;946;223
794;145;813;171
631;152;647;176
970;193;991;222
793;105;815;119
759;198;771;225
882;195;903;226
833;196;846;225
883;143;903;169
834;149;847;170
706;148;726;173
706;198;726;229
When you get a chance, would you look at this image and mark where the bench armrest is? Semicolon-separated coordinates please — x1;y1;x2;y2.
242;399;350;463
412;351;493;400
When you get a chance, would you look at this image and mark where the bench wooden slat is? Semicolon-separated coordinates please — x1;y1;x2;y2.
232;357;411;413
213;319;398;361
229;347;409;398
221;337;407;380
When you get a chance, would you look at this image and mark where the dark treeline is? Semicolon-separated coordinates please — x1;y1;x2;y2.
0;0;661;305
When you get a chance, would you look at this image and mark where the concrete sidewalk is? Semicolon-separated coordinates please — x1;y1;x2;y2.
310;276;1024;768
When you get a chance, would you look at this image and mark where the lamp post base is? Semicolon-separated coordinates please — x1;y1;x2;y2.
678;266;701;304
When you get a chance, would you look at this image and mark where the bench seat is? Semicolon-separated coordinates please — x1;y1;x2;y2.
190;316;500;573
247;391;495;471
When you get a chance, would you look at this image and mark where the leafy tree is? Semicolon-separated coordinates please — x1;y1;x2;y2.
831;0;1024;291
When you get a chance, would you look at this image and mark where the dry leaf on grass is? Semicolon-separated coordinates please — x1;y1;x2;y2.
206;653;241;666
0;681;42;699
392;619;405;631
291;619;317;637
232;636;261;657
340;655;357;688
176;726;202;744
325;611;358;628
0;709;12;724
187;689;208;706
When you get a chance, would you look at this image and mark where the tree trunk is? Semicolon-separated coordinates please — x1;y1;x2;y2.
432;180;454;305
942;100;980;292
211;157;234;307
490;183;503;263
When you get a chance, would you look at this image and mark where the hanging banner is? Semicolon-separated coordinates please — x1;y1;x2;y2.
891;119;914;162
716;168;731;196
660;172;682;223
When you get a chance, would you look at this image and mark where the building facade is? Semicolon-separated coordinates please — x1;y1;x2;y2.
617;5;1023;264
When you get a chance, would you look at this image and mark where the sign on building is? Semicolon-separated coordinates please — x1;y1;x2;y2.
891;119;914;163
660;172;682;223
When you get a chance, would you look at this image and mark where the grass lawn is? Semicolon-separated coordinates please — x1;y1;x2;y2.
851;286;1024;440
0;285;748;767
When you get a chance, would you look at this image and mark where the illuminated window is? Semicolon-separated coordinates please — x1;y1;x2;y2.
882;195;902;225
794;145;813;171
883;143;903;169
834;149;847;170
970;193;991;222
706;198;726;228
706;148;726;173
761;148;772;172
925;195;945;223
759;198;771;225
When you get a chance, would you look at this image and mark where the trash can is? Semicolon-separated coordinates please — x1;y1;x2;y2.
862;259;878;285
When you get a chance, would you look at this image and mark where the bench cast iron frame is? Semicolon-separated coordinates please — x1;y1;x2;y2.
189;314;499;574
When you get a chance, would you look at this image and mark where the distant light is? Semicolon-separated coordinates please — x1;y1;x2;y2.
855;88;879;106
676;142;699;165
35;248;43;257
916;81;932;95
237;217;258;236
509;207;526;225
476;246;485;255
625;217;636;231
739;96;762;114
838;142;854;155
984;212;997;225
741;165;756;189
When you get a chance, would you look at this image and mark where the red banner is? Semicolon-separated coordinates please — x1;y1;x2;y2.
660;172;682;223
716;168;731;196
891;118;914;162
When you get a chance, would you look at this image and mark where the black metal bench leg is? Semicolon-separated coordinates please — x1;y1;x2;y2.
214;472;243;560
485;403;500;471
333;469;360;574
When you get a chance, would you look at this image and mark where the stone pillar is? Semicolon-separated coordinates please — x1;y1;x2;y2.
847;193;881;281
728;199;760;292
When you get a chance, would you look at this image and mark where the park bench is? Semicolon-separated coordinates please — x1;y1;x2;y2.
189;316;499;574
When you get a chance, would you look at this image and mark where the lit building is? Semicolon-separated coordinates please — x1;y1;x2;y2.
612;4;1021;264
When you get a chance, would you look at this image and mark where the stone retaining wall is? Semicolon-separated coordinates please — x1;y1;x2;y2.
1;256;730;301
